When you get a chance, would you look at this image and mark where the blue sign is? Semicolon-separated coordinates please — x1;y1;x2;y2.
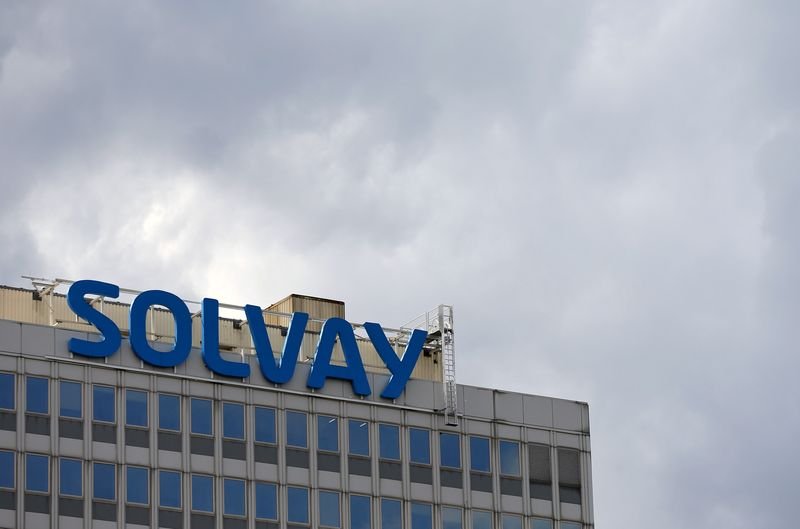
66;280;427;399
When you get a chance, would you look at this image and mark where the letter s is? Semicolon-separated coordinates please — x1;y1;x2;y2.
66;280;122;358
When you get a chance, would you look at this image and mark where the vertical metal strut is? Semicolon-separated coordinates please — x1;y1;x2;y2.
439;305;458;426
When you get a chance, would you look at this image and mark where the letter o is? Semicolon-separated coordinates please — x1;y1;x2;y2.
129;290;192;367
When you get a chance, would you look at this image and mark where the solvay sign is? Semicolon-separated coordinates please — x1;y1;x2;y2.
66;280;428;400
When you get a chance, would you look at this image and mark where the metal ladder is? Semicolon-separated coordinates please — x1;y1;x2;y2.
438;305;459;426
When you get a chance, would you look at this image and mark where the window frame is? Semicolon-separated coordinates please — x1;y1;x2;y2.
93;461;116;501
26;376;49;415
222;402;245;440
469;435;491;473
317;415;339;453
254;406;276;444
378;423;400;461
159;470;183;509
499;439;521;477
59;457;83;497
59;380;82;419
255;481;278;521
409;428;431;465
25;453;49;493
0;372;15;411
348;419;370;457
126;465;150;506
410;501;433;529
319;490;341;528
439;432;461;469
223;477;246;518
285;410;308;449
125;388;149;428
380;497;402;529
350;494;372;529
158;393;181;431
287;485;310;525
442;506;463;529
0;450;14;490
190;397;213;436
471;510;493;529
92;384;116;424
501;514;523;529
191;474;214;514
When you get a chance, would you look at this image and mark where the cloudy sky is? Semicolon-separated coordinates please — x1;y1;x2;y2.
1;1;799;527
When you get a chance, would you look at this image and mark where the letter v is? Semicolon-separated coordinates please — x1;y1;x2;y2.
245;306;309;384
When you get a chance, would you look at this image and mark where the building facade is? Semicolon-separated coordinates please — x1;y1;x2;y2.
0;282;594;529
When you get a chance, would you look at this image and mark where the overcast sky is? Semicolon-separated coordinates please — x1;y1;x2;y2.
1;1;799;527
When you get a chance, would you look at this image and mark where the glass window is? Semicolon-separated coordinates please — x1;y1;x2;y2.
60;381;82;418
0;373;14;410
560;523;581;529
159;393;181;431
319;490;340;528
470;436;490;472
381;498;402;529
286;410;307;448
126;389;148;427
223;402;244;440
409;428;430;464
287;486;309;524
532;520;553;529
224;478;246;516
529;444;552;501
127;466;149;505
378;424;399;460
192;474;214;513
26;453;49;492
442;507;462;529
558;448;582;505
191;398;212;435
317;415;339;452
0;450;14;489
349;420;369;456
26;376;48;414
159;470;182;508
499;440;520;476
411;502;432;529
502;515;522;529
60;458;82;496
350;494;371;529
440;433;461;468
93;385;115;423
255;482;277;520
93;462;116;500
471;510;492;529
254;406;276;443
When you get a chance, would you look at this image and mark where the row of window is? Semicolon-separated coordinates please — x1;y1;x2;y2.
0;451;579;529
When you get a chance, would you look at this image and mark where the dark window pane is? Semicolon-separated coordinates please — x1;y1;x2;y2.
409;428;430;464
442;507;462;529
286;411;307;448
93;462;116;500
499;440;520;476
159;394;180;431
192;474;213;512
381;498;401;529
126;389;148;427
348;420;369;456
60;381;82;418
27;377;48;414
379;424;399;460
26;453;49;492
470;436;490;472
0;373;14;410
440;433;461;469
557;448;581;485
223;402;244;440
254;407;275;443
411;502;432;529
319;491;340;528
60;458;82;496
350;495;371;529
93;386;115;423
191;398;212;435
317;415;339;452
255;482;277;520
127;466;149;504
287;486;308;524
0;450;14;488
159;470;181;508
224;478;245;516
502;515;522;529
472;511;492;529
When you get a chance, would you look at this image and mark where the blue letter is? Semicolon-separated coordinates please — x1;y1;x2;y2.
364;323;427;399
307;318;371;396
66;279;121;358
246;306;308;384
201;298;250;378
129;290;192;367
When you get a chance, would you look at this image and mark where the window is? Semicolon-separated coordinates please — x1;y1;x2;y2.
26;453;48;492
317;415;339;452
93;462;115;501
191;474;214;513
254;406;276;443
255;482;277;520
350;494;371;529
125;389;148;427
378;424;399;460
442;507;463;529
127;466;149;505
499;440;520;476
287;486;309;524
532;520;553;529
558;448;582;505
159;470;182;508
440;433;461;468
349;420;369;456
560;523;581;529
191;398;212;435
60;458;82;496
471;510;492;529
0;450;14;489
286;410;307;448
93;385;115;423
502;514;522;529
411;502;432;529
0;373;14;410
470;436;490;472
159;393;180;431
529;444;552;501
60;381;82;418
409;428;430;464
319;490;340;528
223;402;244;440
26;376;48;414
224;478;246;516
381;498;402;529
